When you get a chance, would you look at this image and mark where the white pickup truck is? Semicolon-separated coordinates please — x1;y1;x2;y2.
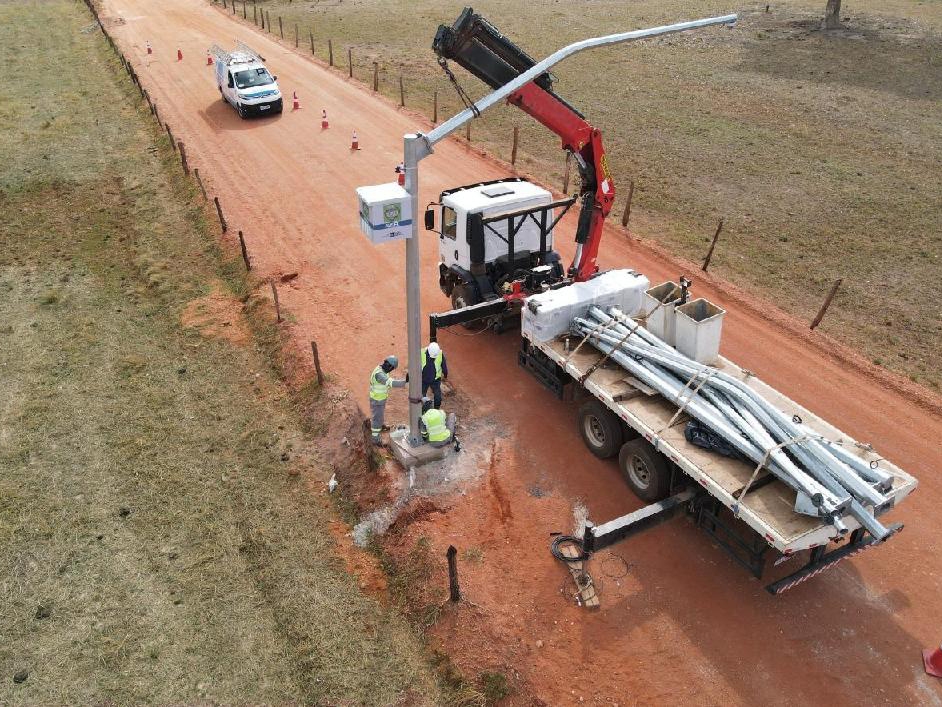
210;42;283;118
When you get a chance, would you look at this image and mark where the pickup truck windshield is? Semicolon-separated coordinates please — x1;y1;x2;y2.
234;68;273;89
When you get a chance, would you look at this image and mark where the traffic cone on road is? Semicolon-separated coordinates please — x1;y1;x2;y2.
395;162;405;186
177;48;183;62
321;109;329;129
924;642;942;678
351;130;359;151
146;41;152;55
206;50;214;66
292;91;301;110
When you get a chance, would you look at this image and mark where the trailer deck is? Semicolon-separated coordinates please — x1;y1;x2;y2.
528;332;918;554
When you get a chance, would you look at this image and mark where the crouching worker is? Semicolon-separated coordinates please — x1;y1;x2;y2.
369;355;406;445
420;397;456;448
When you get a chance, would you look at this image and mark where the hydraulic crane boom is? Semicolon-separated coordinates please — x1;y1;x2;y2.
433;8;614;281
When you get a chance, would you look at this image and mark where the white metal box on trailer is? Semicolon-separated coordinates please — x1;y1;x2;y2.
356;183;412;244
675;298;726;364
521;269;650;343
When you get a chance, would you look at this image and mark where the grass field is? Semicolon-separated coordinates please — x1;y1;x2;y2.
0;2;443;703
254;0;941;391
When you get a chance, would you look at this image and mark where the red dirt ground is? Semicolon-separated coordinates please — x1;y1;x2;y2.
100;1;942;703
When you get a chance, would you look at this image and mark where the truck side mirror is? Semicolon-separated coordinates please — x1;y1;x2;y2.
272;75;278;81
424;208;435;231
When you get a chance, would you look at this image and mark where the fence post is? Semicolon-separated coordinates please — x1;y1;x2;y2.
510;125;519;165
447;546;460;602
213;196;228;233
399;75;405;107
177;141;189;175
310;30;315;54
193;168;207;200
433;90;438;123
253;3;257;25
328;39;333;66
347;48;352;78
266;10;271;32
238;230;251;270
701;218;724;272
621;179;634;228
278;16;284;39
295;24;299;47
810;278;843;330
372;62;378;91
270;280;282;322
465;121;471;142
242;1;246;19
562;152;571;193
310;341;325;385
165;124;177;151
153;103;161;127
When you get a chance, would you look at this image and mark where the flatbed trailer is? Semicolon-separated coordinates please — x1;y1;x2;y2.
518;331;918;593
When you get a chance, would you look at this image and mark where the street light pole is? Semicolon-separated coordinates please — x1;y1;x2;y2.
401;13;737;446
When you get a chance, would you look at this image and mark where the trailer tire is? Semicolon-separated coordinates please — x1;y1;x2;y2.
618;438;671;502
577;400;623;459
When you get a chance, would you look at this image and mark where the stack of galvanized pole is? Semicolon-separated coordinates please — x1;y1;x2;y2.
571;305;896;541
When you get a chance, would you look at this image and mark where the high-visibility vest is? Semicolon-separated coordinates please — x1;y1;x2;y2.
421;348;444;380
369;365;391;401
422;408;449;442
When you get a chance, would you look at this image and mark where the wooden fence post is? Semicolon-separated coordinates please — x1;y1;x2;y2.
701;218;724;272
310;341;325;385
310;30;315;55
562;152;571;193
347;48;352;78
253;3;257;25
278;16;284;39
193;168;207;200
433;90;438;123
238;230;251;270
465;121;471;142
242;1;246;19
213;196;228;233
270;280;282;322
266;10;270;32
372;62;378;91
810;278;843;330
328;39;333;66
399;75;405;107
177;141;189;175
447;546;460;602
621;179;634;228
295;24;299;47
510;126;519;165
165;124;177;151
153;103;161;127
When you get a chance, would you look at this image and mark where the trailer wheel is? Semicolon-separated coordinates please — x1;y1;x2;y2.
577;400;623;459
618;438;671;502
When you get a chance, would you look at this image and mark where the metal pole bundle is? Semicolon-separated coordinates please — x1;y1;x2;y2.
571;306;897;541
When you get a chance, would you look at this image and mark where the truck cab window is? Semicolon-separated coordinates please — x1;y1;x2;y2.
442;206;457;240
227;72;234;88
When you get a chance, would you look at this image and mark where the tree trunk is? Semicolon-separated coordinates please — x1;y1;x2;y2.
823;0;842;30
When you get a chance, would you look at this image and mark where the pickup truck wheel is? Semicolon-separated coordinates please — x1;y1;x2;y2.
618;438;671;502
578;400;623;459
237;103;247;119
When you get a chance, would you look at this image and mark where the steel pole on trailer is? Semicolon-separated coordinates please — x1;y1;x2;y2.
401;13;737;445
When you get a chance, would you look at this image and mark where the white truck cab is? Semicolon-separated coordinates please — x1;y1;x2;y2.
427;178;570;309
210;42;283;118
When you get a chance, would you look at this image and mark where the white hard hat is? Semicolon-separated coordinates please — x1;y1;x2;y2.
427;342;441;357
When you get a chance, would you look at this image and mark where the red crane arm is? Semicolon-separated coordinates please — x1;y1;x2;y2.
507;83;615;281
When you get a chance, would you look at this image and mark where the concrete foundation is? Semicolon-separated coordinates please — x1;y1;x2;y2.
388;426;450;468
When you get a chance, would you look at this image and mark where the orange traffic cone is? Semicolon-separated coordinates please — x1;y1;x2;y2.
146;41;152;55
351;130;359;151
395;162;405;186
206;50;214;66
925;642;942;678
292;91;301;110
321;109;329;129
177;48;183;62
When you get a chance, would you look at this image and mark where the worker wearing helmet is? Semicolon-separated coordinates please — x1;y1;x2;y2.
421;341;448;410
420;397;456;448
369;355;406;444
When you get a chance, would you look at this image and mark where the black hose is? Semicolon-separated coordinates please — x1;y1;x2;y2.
550;535;588;563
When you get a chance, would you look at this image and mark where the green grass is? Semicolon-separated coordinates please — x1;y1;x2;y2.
251;0;942;390
0;1;440;703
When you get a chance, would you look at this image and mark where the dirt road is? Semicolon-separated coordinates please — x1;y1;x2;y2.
99;1;941;703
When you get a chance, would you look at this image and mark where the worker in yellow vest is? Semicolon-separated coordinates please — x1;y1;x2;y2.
368;355;406;444
421;341;448;410
420;398;455;448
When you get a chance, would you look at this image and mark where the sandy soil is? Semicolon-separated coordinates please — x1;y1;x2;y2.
99;1;942;703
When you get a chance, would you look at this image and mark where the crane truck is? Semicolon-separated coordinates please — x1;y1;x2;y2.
424;8;917;594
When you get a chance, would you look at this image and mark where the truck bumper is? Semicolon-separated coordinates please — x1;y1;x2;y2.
243;98;283;116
